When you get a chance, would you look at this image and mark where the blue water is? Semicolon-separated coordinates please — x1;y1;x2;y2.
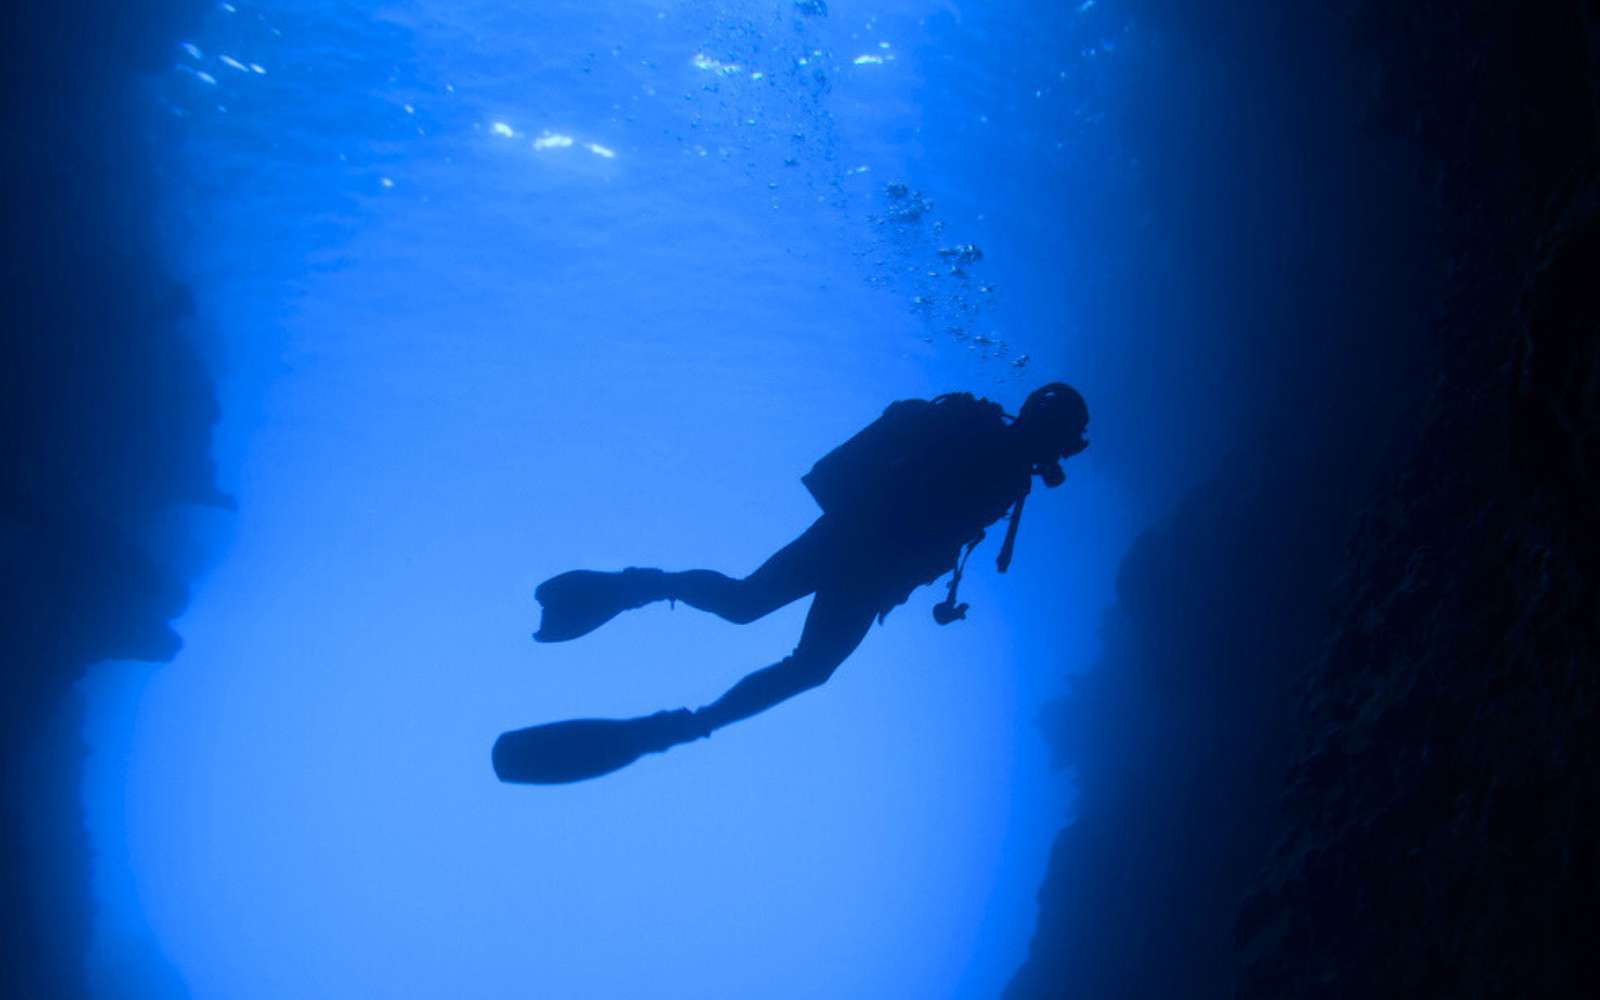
81;2;1151;996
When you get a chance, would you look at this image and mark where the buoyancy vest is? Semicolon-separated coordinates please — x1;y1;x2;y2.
801;392;1010;522
802;393;1033;621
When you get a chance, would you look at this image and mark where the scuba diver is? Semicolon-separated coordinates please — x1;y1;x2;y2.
493;382;1090;784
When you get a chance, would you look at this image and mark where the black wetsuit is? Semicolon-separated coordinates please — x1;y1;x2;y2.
665;404;1033;732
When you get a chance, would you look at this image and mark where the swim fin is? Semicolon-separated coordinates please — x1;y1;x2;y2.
533;568;667;642
492;709;706;784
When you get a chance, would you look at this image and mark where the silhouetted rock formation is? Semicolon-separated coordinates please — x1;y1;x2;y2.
1012;2;1598;997
2;1;210;996
1007;460;1341;999
1237;3;1600;995
1006;2;1444;993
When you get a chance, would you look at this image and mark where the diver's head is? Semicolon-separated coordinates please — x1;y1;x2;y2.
1015;382;1089;487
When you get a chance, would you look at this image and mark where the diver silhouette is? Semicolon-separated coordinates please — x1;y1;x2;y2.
493;383;1089;784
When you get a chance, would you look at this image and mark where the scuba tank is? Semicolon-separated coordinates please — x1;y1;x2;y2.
801;393;1006;517
802;391;1050;625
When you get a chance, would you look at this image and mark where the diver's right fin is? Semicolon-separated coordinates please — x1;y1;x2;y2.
533;568;666;642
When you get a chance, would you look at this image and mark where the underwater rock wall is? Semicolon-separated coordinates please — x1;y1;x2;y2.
1237;2;1600;995
1005;2;1448;994
1006;458;1350;999
1012;1;1598;996
1;0;211;995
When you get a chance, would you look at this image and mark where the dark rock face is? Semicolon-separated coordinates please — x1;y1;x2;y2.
1006;2;1443;994
1238;4;1600;996
1007;460;1346;999
1011;2;1597;997
2;1;210;996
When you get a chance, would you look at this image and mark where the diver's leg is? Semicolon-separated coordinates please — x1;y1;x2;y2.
507;585;878;779
661;518;833;625
692;585;879;732
532;518;835;642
